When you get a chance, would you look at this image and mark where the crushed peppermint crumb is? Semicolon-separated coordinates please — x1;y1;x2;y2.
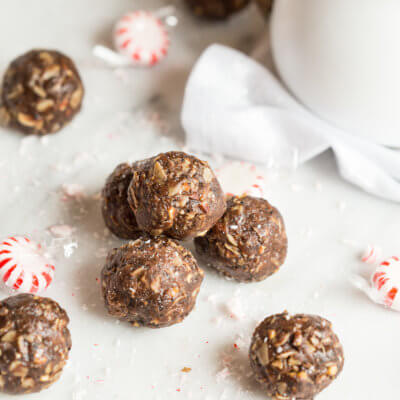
224;296;245;320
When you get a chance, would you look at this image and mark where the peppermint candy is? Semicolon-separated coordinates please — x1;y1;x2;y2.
371;257;400;309
114;11;169;67
0;236;54;294
94;9;171;67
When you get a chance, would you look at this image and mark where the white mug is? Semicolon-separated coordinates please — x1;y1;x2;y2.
270;0;400;146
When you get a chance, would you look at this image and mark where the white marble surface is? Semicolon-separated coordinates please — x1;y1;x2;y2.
0;1;398;399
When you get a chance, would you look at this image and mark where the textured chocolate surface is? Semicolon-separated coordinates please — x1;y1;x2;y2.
128;151;226;240
0;49;84;135
185;0;250;18
255;0;274;17
0;294;71;394
195;195;287;282
101;163;142;240
250;312;344;399
101;235;204;328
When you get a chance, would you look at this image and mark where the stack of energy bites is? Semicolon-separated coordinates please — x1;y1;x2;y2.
0;18;344;398
101;151;344;399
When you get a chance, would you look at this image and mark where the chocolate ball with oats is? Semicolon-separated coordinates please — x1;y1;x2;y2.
255;0;274;18
0;49;84;135
185;0;250;19
101;163;141;240
128;151;226;240
250;312;344;400
0;294;71;394
194;195;287;282
101;236;204;328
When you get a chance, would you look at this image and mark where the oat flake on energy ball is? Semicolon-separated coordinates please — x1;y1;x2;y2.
0;49;84;135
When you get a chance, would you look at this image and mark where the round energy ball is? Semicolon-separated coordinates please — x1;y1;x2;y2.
128;151;226;240
184;0;250;19
101;163;141;240
0;294;71;394
194;195;287;282
249;312;344;399
255;0;274;18
0;49;84;135
101;236;204;328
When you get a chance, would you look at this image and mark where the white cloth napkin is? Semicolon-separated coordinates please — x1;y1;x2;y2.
181;44;400;202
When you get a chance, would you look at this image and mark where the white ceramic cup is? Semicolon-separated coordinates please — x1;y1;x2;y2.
270;0;400;146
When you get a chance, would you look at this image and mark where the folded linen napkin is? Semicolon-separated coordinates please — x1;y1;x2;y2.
181;44;400;202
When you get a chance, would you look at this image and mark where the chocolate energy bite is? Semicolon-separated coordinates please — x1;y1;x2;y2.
194;195;287;282
101;163;141;240
185;0;250;19
101;236;204;328
255;0;274;18
250;312;344;400
0;294;71;394
0;49;84;135
128;151;226;240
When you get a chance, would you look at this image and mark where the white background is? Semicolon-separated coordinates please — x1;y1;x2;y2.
0;1;398;399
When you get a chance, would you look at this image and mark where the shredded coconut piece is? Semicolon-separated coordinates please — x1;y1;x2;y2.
64;242;78;258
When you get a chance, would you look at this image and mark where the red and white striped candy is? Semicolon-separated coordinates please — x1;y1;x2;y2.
114;11;169;67
371;256;400;310
0;236;54;294
215;161;267;198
